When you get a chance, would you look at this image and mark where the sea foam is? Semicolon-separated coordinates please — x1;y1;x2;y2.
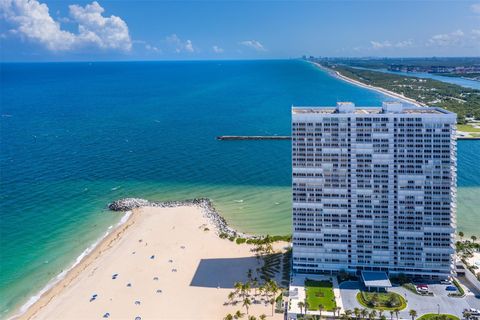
9;211;132;320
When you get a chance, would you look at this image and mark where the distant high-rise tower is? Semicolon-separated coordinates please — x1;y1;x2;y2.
291;102;457;278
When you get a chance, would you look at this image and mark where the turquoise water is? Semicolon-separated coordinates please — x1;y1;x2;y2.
1;60;479;317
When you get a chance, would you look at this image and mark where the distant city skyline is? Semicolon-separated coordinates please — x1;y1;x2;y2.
1;0;480;62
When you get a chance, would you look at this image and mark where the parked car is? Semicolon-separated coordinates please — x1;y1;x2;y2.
445;285;457;291
467;308;480;315
440;279;452;285
416;284;429;294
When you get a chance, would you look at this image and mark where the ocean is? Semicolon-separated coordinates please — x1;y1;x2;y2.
0;60;479;317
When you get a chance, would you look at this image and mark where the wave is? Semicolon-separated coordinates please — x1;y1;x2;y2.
9;211;132;320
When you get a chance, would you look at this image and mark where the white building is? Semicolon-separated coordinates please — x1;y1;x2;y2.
291;102;457;278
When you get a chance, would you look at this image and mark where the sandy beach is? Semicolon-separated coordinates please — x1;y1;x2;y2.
17;206;286;320
310;62;425;107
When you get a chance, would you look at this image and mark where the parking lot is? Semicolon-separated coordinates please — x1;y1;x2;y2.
339;277;480;318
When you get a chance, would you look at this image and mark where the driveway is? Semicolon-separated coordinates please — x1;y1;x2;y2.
339;281;364;311
339;279;480;318
390;283;471;318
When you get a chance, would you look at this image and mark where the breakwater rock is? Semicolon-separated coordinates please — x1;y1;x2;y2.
217;135;291;141
108;198;259;240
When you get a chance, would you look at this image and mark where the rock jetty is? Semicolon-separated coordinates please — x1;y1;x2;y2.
108;198;259;240
217;135;291;141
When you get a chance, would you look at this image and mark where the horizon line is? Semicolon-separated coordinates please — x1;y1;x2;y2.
1;56;480;64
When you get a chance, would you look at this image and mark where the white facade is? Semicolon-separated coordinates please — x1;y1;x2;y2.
292;102;457;278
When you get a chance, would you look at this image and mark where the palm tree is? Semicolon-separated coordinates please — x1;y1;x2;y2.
345;309;353;319
409;310;417;320
266;279;279;299
459;231;464;241
228;291;236;304
234;310;244;319
354;308;361;320
297;301;305;315
224;314;234;320
318;304;324;318
394;308;400;320
269;297;276;316
259;314;267;320
336;307;342;317
253;278;259;296
369;310;377;320
243;282;251;298
471;235;477;243
261;284;269;302
361;308;369;320
340;314;350;320
248;316;257;320
380;316;387;320
258;284;264;300
264;242;274;254
390;310;394;320
242;297;251;316
234;282;243;295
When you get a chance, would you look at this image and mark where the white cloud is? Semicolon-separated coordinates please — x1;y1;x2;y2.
69;1;131;51
184;39;194;52
370;39;413;49
0;0;76;50
239;40;266;51
370;40;392;49
0;0;131;52
165;34;195;53
145;44;160;53
471;3;480;14
395;40;414;48
212;45;223;53
427;30;464;47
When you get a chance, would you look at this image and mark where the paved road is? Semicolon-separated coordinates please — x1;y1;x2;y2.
338;281;365;311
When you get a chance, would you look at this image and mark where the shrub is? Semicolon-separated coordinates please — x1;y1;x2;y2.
236;238;246;244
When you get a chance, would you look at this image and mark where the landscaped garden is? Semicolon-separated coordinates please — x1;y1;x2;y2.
304;279;336;311
457;124;480;132
356;291;407;311
417;314;460;320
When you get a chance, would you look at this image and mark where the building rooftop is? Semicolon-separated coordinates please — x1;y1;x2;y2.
292;102;453;115
361;271;392;288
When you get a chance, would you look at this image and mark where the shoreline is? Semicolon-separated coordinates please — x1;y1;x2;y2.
11;198;276;320
7;210;133;320
107;197;264;240
10;210;136;320
310;61;425;107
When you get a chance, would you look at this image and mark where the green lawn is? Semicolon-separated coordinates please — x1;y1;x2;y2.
356;291;407;311
457;124;480;132
304;280;336;311
417;314;460;320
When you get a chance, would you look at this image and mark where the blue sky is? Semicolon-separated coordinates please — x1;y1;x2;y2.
1;0;479;61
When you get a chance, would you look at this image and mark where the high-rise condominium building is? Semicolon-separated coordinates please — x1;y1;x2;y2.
291;102;457;278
